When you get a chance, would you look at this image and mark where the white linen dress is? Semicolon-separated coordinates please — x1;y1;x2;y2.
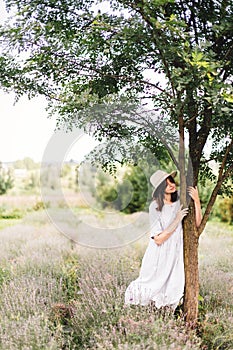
125;199;184;309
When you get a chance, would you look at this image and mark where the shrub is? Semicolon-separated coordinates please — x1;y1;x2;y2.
213;197;233;224
60;253;80;302
96;165;149;214
0;267;11;288
23;171;40;191
0;163;14;195
0;206;24;219
33;201;50;211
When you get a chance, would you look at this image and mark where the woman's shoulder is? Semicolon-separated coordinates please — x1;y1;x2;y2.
162;199;180;212
149;200;158;211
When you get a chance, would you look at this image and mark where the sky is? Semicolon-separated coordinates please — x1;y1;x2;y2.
0;92;57;162
0;0;99;163
0;90;99;163
0;0;56;162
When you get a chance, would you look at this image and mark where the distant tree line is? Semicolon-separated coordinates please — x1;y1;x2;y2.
13;157;40;170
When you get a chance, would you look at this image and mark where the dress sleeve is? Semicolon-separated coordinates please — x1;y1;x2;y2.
149;201;163;237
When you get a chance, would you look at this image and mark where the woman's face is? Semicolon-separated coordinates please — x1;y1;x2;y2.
165;178;176;194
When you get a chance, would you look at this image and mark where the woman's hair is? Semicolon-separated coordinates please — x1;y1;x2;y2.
152;175;178;211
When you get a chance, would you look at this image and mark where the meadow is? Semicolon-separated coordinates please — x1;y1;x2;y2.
0;194;233;350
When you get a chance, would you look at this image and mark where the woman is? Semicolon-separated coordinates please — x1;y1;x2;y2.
125;170;202;310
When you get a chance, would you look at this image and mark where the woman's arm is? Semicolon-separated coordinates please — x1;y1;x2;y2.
188;186;202;228
152;205;188;245
153;228;174;246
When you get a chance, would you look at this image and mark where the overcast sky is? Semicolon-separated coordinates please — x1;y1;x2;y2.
0;0;58;162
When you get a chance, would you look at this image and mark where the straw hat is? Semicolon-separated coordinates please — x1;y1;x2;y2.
150;170;177;191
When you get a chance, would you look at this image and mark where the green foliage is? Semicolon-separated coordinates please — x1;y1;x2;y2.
0;163;14;195
96;165;150;213
197;178;215;211
32;200;50;211
95;167;118;205
0;267;11;288
0;206;24;219
23;171;40;190
59;253;80;302
213;196;233;225
60;163;72;178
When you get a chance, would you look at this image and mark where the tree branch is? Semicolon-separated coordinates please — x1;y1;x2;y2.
195;106;212;157
188;2;199;45
178;113;187;207
160;136;180;170
120;109;180;169
223;164;233;180
219;139;233;178
184;114;197;126
198;139;233;235
129;4;176;96
44;50;173;98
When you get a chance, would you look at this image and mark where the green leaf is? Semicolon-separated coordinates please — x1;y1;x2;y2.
192;51;204;62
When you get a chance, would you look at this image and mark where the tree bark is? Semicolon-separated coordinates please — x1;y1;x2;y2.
183;208;199;325
178;112;200;324
178;114;187;207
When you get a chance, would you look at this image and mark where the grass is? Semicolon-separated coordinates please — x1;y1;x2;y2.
0;218;22;230
0;208;233;349
198;222;233;349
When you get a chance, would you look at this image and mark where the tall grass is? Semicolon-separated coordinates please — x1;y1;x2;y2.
0;210;232;349
198;222;233;349
54;249;201;350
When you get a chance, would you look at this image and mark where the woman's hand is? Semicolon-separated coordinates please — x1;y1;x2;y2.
187;186;202;227
188;186;200;204
153;235;162;245
175;204;189;221
151;205;189;246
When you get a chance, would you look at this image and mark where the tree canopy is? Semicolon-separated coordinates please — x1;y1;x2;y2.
0;0;232;175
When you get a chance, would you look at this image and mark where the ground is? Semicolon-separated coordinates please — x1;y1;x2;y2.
0;207;233;349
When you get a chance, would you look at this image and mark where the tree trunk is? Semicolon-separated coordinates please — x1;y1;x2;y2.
183;207;199;325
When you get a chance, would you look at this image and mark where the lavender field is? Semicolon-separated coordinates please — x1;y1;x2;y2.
0;207;233;349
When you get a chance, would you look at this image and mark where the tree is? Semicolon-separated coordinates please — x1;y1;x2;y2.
14;157;40;170
213;196;233;224
120;165;149;214
23;171;40;191
96;165;149;213
0;0;233;324
0;163;14;195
